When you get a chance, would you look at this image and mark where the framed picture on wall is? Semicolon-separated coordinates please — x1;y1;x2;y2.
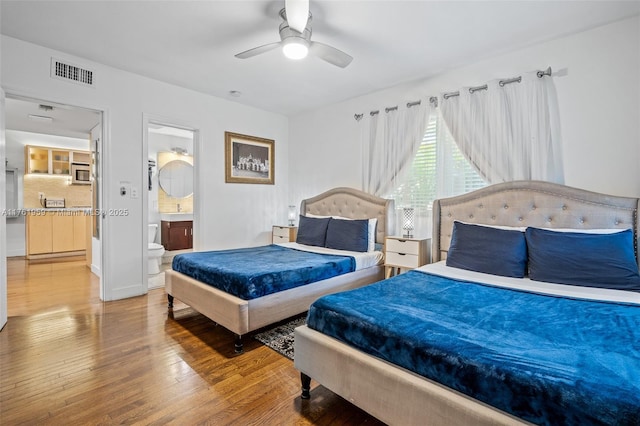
224;131;275;184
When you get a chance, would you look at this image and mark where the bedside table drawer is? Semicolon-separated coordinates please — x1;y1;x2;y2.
385;251;420;269
273;226;291;238
272;234;290;243
386;238;420;255
272;225;297;243
384;237;430;278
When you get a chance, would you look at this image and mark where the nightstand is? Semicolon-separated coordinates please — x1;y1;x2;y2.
272;225;298;243
384;236;431;278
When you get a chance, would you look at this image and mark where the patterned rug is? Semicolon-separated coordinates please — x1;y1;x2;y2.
254;314;306;360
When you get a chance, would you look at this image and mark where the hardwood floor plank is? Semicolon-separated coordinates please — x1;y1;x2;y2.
1;258;384;425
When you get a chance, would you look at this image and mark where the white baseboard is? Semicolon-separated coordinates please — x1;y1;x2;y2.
91;264;101;277
7;249;26;257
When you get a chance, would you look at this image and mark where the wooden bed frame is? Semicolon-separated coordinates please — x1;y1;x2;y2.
165;187;394;352
294;180;639;425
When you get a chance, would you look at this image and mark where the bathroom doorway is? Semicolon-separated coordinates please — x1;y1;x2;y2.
144;117;197;290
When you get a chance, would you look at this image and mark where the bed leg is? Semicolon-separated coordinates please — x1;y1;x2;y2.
167;294;174;309
301;373;311;399
234;335;243;353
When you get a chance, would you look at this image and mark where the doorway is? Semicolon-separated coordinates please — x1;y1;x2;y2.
3;94;104;312
144;117;197;290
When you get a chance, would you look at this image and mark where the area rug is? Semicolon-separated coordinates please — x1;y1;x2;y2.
254;314;306;360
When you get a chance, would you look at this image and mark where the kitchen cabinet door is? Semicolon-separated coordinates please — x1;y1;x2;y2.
27;213;53;255
52;215;75;252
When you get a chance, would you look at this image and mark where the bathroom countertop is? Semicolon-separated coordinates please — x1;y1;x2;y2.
160;212;193;221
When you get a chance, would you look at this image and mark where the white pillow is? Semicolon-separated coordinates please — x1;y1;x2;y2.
537;227;630;234
456;221;629;235
306;213;378;252
456;220;526;232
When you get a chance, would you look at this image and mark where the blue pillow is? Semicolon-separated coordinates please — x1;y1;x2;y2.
446;221;527;278
526;227;640;291
296;215;331;247
325;218;369;252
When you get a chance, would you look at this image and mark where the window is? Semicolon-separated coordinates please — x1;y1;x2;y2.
385;110;486;234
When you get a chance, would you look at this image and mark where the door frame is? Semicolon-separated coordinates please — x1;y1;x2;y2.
142;113;200;289
1;88;7;330
1;88;110;301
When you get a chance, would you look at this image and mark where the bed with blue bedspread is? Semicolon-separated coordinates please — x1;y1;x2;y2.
171;244;357;300
294;181;640;426
165;187;394;352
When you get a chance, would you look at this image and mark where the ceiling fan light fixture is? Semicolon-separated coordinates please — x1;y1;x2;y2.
282;38;309;60
235;3;352;68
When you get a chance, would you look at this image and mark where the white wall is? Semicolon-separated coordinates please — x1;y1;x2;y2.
289;16;640;203
2;35;290;300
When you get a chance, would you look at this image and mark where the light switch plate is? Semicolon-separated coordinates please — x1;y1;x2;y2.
119;181;131;197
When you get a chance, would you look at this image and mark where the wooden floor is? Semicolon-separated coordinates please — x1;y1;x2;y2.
1;258;383;425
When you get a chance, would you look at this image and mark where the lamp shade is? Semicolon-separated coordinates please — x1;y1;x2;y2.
288;205;296;226
402;207;415;238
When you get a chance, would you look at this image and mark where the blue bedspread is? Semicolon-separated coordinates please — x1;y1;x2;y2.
307;270;640;425
172;244;355;300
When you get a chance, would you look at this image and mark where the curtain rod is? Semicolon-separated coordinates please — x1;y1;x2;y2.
354;99;423;121
443;66;552;100
355;66;552;119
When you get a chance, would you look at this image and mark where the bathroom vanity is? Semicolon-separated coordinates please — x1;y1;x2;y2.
160;213;193;251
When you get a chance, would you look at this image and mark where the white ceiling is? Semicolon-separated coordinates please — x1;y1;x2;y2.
2;0;639;130
4;97;101;140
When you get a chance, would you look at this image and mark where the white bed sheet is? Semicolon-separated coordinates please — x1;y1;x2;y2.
418;261;640;305
276;242;383;271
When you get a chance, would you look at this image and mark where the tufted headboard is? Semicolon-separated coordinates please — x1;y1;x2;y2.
300;187;395;245
433;180;639;266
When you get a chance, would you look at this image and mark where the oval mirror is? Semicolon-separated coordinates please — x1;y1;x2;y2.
158;160;194;198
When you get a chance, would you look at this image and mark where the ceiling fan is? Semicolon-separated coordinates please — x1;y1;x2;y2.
235;0;353;68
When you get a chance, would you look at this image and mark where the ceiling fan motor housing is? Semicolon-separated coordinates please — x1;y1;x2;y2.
279;8;312;44
279;21;312;48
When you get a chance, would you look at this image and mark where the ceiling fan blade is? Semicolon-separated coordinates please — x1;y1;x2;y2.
235;42;282;59
285;0;309;33
309;41;353;68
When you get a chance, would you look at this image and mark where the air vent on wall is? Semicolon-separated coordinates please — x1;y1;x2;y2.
50;58;95;87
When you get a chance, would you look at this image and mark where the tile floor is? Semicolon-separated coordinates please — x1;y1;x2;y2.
147;249;191;289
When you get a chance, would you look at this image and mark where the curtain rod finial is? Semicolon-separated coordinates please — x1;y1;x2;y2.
354;113;364;121
537;66;552;78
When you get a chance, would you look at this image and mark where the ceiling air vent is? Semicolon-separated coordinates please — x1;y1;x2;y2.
50;58;95;87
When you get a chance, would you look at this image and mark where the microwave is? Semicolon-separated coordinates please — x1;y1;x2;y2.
71;162;91;185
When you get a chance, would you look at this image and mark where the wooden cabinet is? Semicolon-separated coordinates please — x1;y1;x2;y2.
384;236;431;278
52;214;75;252
26;146;50;174
27;213;54;255
26;145;90;175
26;212;87;257
74;215;87;251
72;151;91;165
161;220;193;251
51;149;71;175
272;225;297;243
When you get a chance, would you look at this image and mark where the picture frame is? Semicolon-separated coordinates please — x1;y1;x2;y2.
224;131;275;184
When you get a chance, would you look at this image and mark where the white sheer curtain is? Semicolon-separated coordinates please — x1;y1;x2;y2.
361;101;432;196
439;71;564;184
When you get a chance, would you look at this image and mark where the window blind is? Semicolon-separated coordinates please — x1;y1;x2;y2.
386;111;485;233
